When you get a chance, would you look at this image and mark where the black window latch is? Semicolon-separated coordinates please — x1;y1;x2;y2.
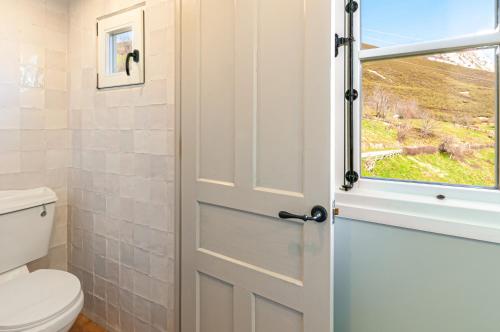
335;0;358;58
335;34;353;58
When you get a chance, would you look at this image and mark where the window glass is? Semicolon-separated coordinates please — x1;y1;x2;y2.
361;0;497;49
110;30;133;73
361;47;497;187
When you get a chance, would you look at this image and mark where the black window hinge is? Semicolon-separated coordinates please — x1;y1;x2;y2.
345;0;358;13
345;88;358;102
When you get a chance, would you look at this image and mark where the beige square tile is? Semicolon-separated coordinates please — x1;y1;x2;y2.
46;69;67;90
20;130;46;151
19;87;44;109
20;43;45;67
21;151;46;172
21;108;45;129
0;152;21;174
0;130;20;152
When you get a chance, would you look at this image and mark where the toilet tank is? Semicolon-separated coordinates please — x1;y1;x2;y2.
0;188;57;274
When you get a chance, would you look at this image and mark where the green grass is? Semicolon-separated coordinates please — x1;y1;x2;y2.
362;117;494;152
362;115;496;186
361;118;398;151
362;148;496;187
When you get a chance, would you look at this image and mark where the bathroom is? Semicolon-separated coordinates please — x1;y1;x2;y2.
2;0;500;332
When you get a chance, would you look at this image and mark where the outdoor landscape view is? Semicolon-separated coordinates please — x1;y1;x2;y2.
360;0;497;187
361;47;496;187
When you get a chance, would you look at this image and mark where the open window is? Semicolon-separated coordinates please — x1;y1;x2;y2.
97;6;145;89
335;0;500;243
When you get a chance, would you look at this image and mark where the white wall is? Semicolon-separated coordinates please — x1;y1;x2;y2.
67;0;176;331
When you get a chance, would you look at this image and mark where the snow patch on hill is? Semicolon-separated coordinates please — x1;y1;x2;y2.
367;69;387;80
427;50;494;72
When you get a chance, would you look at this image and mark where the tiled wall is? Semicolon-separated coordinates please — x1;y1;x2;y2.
67;1;175;331
0;0;70;271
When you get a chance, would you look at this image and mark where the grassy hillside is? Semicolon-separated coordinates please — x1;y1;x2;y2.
361;49;496;187
362;148;495;186
363;55;496;121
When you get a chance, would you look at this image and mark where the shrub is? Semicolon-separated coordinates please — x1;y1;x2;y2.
396;100;419;119
364;159;376;172
396;123;410;142
370;87;391;119
453;113;473;126
439;136;471;161
419;111;434;138
403;146;438;156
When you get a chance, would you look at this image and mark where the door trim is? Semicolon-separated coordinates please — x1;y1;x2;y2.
174;0;182;330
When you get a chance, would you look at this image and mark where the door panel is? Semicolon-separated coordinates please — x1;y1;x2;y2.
199;203;304;280
181;0;333;330
256;0;305;194
198;0;235;183
199;273;234;332
255;296;303;332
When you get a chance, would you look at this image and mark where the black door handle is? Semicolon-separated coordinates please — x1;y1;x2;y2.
278;205;328;223
126;49;140;76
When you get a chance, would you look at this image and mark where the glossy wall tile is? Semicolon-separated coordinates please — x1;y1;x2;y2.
0;0;70;271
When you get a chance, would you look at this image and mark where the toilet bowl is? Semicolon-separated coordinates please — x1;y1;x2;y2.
0;269;83;332
0;188;83;332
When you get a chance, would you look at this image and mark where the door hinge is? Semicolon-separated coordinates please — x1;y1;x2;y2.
332;202;339;224
96;22;99;36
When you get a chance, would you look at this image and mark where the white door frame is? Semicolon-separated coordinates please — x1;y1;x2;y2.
174;0;182;330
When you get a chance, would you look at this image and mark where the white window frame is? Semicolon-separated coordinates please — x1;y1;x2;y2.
334;0;500;244
97;5;145;89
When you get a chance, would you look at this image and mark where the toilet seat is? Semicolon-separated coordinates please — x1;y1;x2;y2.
0;269;82;331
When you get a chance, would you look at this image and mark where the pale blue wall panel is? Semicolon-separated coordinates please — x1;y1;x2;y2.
335;218;500;332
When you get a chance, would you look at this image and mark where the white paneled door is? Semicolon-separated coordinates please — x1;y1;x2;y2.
180;0;333;330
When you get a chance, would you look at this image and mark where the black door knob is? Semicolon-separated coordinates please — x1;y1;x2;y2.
278;205;328;223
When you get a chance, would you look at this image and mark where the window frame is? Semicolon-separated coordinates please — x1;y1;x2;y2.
97;6;145;89
334;0;500;244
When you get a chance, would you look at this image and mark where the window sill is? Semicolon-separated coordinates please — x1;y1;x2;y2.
335;185;500;244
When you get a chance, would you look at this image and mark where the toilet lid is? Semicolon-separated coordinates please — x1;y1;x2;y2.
0;269;81;331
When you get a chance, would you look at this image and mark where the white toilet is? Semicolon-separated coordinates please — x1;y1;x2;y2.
0;188;83;332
